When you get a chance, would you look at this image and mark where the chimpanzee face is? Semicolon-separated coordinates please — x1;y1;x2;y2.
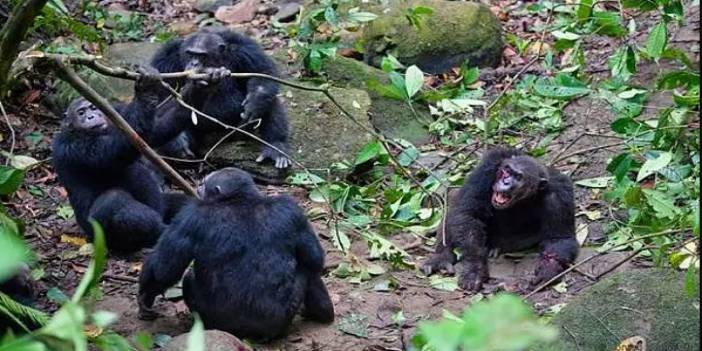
491;156;547;209
180;32;227;71
198;167;257;200
66;98;109;131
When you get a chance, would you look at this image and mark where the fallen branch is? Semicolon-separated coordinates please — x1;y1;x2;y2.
51;59;198;197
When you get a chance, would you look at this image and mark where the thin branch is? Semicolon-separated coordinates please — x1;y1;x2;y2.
51;59;198;197
0;101;15;165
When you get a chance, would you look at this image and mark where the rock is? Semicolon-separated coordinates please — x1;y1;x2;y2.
361;0;503;73
320;56;431;145
273;2;302;22
104;42;163;101
168;19;199;36
194;0;234;13
163;330;251;351
544;269;700;351
215;0;259;24
104;9;136;29
208;86;374;179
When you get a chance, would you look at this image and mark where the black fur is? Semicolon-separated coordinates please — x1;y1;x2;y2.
422;147;578;291
150;29;290;167
138;168;333;340
52;70;191;252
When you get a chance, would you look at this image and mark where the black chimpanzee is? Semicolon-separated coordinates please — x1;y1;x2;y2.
51;67;222;251
138;168;334;340
422;147;578;291
150;28;291;169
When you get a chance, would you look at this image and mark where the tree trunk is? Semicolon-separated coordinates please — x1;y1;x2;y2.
0;0;48;97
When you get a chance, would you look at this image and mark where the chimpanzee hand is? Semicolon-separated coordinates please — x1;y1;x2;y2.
257;145;291;169
531;254;567;287
240;86;269;122
421;251;456;276
135;66;163;92
191;66;231;87
457;260;488;292
137;293;159;321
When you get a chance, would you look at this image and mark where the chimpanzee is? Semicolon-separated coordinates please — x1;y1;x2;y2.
138;168;334;340
422;148;578;291
150;28;291;169
51;67;221;251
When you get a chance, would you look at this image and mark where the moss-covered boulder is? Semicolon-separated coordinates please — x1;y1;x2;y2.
105;41;163;101
163;330;250;351
208;86;374;178
362;0;503;74
544;269;700;351
321;56;431;145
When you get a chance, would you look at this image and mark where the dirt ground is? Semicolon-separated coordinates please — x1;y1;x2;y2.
1;0;699;350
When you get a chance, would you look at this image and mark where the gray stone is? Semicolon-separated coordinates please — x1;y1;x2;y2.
194;0;235;13
104;42;163;101
273;2;302;22
362;0;503;73
207;86;374;178
215;0;259;24
163;330;251;351
543;269;700;351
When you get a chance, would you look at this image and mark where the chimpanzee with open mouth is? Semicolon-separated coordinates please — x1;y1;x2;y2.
421;147;578;291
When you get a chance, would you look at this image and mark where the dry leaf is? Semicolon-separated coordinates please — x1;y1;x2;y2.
614;336;646;351
61;234;87;247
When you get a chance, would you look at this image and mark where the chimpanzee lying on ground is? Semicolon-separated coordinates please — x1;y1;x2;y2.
138;168;334;340
422;147;578;291
51;67;223;251
151;27;291;169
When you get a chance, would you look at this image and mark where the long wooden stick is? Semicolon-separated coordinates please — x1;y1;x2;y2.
52;59;198;197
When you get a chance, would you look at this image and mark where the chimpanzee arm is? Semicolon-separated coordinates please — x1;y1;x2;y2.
533;174;578;285
270;196;324;272
138;207;198;313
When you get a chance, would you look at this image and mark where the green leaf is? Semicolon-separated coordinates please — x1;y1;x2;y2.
380;54;405;72
0;338;46;351
621;0;657;11
186;315;205;351
552;31;581;41
347;11;378;22
411;6;434;15
533;78;590;99
646;21;668;60
430;276;458;291
576;0;593;21
354;141;383;166
0;166;25;196
0;228;27;282
71;221;107;302
636;151;672;182
642;189;679;219
397;145;420;167
287;172;325;185
338;313;369;338
405;65;424;99
575;176;613;188
38;302;87;351
657;70;700;90
462;66;480;85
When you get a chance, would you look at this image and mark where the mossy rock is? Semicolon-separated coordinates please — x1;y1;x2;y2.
104;41;163;101
163;330;250;351
543;268;700;351
208;86;374;179
362;0;503;73
321;56;431;145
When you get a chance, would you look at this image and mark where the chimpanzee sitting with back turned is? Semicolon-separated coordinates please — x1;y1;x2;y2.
151;28;291;169
138;168;334;341
52;67;228;252
422;148;578;291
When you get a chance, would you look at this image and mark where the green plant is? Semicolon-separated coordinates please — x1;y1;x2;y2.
368;60;430;124
286;0;377;73
412;294;558;351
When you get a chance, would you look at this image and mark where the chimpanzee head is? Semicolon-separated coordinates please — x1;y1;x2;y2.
179;30;227;71
65;98;109;131
198;167;258;201
491;155;548;209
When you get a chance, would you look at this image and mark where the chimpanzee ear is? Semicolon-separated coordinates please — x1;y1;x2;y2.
214;185;222;194
539;178;549;190
218;43;226;53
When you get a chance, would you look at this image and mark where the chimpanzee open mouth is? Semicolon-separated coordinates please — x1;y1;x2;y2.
491;191;512;208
